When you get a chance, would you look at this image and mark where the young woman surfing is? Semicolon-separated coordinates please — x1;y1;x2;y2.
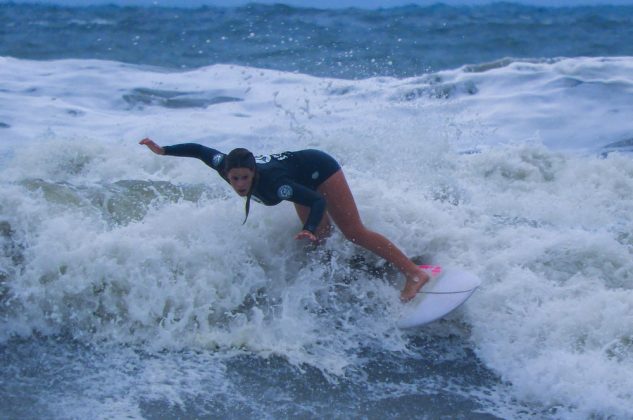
139;138;429;301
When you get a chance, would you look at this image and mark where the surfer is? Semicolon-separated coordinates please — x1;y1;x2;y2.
139;138;429;301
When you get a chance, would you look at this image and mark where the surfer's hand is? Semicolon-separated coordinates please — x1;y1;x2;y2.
139;138;165;155
295;230;318;242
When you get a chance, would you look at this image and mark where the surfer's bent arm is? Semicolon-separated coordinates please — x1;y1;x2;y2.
275;181;326;235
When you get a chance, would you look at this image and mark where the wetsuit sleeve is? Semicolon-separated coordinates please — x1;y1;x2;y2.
275;181;326;234
162;143;225;172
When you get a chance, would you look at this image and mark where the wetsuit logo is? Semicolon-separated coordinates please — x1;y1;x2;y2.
277;184;293;199
256;152;291;164
270;152;290;161
212;154;224;168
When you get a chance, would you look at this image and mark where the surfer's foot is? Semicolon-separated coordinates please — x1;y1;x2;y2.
400;268;430;302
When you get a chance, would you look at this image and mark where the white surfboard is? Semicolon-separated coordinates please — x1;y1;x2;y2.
397;265;481;329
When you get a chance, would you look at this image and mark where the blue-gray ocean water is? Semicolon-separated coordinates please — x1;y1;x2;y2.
3;2;633;78
2;3;633;419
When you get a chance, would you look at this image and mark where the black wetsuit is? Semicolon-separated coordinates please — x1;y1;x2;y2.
162;143;341;233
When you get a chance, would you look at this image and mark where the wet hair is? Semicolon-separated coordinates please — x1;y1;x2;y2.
224;148;258;224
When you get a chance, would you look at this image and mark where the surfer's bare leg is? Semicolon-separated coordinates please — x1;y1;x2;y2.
317;170;429;301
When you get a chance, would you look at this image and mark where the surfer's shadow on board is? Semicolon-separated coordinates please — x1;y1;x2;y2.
346;253;437;288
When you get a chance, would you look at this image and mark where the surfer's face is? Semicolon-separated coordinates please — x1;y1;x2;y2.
227;167;255;196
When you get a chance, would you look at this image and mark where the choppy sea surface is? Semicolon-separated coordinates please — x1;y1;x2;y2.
1;2;633;419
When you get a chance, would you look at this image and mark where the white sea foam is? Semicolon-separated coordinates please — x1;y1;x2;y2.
1;56;633;417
